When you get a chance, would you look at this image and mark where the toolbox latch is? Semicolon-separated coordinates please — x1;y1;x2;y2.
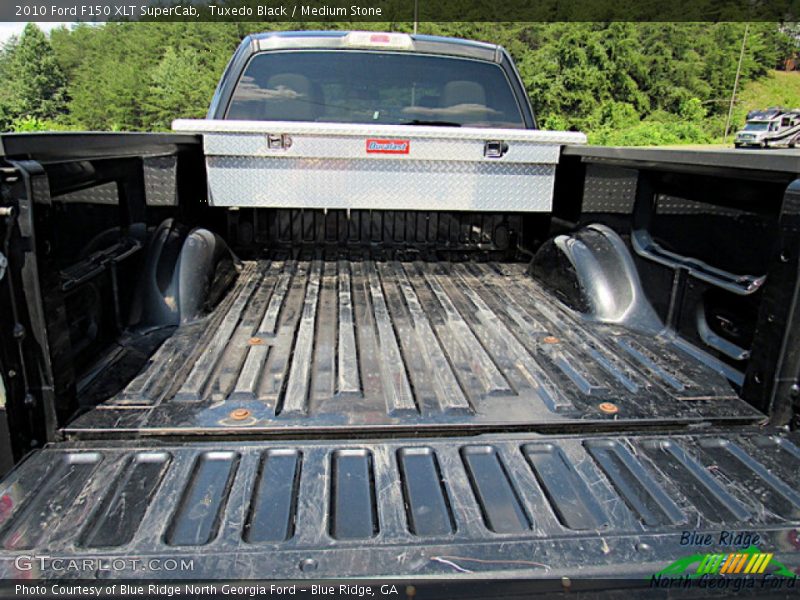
484;140;508;158
267;134;293;150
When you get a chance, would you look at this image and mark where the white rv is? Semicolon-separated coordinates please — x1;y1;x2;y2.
734;108;800;148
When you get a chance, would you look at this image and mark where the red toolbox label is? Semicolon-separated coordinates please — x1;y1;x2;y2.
366;139;410;154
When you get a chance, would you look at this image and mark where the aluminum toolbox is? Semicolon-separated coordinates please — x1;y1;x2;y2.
172;119;586;211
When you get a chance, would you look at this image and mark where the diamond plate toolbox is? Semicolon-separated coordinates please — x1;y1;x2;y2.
172;119;587;211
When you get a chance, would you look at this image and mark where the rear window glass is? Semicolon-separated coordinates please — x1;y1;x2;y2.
226;50;525;128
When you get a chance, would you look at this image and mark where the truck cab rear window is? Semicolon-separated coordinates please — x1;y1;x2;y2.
226;50;525;128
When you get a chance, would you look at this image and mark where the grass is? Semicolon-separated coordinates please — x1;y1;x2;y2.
737;70;800;113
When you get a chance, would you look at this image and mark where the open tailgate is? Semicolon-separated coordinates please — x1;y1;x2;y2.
0;430;798;581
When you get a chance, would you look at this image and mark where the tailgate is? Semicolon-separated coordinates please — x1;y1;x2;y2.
0;430;799;580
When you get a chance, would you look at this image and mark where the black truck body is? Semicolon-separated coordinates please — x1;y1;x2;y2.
0;31;799;586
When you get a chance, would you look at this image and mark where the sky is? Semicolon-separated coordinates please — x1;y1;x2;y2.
0;22;75;45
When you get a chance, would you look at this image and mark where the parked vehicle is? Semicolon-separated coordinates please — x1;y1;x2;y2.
734;107;800;148
0;31;799;590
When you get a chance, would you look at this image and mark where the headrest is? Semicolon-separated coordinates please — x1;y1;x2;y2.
262;73;317;121
441;80;487;108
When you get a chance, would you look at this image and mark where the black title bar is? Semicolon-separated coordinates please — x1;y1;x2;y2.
4;0;800;22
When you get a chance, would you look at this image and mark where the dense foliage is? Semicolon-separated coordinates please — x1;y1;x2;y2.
0;23;68;129
0;21;796;144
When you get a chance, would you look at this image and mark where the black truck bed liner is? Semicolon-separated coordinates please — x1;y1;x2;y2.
67;254;761;437
0;431;798;579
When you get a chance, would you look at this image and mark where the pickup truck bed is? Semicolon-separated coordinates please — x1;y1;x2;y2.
66;253;759;437
2;128;799;584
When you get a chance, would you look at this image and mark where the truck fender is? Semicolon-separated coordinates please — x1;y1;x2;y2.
129;219;239;327
529;223;663;333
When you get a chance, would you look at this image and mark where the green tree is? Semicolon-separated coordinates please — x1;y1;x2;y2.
0;23;67;128
146;47;220;129
59;22;241;130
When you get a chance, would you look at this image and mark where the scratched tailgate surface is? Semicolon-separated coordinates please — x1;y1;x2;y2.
66;255;761;436
0;431;799;578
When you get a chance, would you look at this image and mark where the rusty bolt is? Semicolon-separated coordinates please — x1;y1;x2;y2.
230;408;251;420
598;402;619;414
248;337;263;346
542;336;560;344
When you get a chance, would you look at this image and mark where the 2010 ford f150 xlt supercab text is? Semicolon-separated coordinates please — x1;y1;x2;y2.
0;30;799;588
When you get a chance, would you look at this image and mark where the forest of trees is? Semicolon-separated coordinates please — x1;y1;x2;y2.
0;21;797;144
